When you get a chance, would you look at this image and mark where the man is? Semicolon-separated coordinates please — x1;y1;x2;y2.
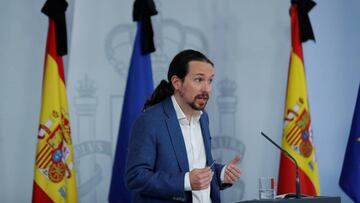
125;49;241;203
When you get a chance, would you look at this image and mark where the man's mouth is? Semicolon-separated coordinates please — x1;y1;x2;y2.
196;94;209;101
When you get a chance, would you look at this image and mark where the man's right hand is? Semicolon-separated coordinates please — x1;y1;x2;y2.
189;167;213;190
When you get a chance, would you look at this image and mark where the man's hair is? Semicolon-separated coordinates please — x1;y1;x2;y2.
143;49;213;110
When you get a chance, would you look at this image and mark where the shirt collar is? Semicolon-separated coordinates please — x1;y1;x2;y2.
171;95;202;123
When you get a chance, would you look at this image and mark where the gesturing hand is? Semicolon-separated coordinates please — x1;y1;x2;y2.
224;155;241;184
189;167;214;190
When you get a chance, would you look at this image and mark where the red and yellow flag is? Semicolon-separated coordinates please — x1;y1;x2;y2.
277;4;320;196
32;19;78;203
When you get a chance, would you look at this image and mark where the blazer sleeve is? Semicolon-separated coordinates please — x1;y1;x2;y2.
125;114;187;200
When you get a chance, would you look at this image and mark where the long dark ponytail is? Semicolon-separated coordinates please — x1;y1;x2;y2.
143;49;213;110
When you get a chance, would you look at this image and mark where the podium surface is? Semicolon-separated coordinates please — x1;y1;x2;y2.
238;196;340;203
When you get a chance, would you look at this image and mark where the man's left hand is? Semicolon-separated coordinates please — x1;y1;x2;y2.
224;155;241;184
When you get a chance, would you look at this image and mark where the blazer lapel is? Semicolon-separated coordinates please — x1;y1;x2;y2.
200;114;213;166
163;98;189;172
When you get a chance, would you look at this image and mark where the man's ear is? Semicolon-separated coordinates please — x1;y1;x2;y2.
170;75;181;90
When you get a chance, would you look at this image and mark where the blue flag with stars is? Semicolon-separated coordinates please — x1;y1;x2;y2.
339;83;360;203
108;22;154;203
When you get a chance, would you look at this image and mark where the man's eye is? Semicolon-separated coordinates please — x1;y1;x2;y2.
194;78;203;82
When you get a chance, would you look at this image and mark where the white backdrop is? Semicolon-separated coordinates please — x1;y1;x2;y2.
0;0;359;202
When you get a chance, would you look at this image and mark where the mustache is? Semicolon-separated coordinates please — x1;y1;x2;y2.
195;93;209;100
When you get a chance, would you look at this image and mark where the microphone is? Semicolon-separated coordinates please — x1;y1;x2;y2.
260;131;301;199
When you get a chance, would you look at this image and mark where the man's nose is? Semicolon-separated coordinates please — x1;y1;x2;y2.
202;81;211;92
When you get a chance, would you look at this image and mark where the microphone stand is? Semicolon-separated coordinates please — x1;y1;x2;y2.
261;131;301;199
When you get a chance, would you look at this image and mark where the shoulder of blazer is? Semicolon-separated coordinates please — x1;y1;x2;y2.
161;97;177;119
140;97;175;119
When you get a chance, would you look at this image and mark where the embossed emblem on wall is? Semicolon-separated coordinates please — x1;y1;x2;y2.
213;78;246;202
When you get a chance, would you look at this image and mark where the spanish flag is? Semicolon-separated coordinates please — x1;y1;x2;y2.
277;0;320;196
32;0;78;202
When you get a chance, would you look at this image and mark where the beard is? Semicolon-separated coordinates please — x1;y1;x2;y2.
188;93;209;111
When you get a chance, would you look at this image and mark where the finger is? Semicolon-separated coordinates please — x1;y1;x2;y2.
205;173;214;187
225;169;237;183
199;168;213;178
195;167;211;173
232;170;241;180
197;174;213;189
227;164;241;175
231;166;241;177
204;171;214;181
225;167;241;183
190;170;212;190
229;155;241;166
225;170;235;181
192;179;209;190
203;167;213;176
225;164;241;180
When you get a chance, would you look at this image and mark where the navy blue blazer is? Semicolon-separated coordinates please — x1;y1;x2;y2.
125;97;226;203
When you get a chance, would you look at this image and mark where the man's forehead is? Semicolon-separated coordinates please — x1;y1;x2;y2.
187;61;214;75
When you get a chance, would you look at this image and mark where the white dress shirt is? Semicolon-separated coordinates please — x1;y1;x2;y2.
171;96;212;203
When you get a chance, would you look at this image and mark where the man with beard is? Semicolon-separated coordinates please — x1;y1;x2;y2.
125;49;241;203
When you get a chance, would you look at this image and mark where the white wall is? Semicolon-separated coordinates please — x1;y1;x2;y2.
0;0;358;202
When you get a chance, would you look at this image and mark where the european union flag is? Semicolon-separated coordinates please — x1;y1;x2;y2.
108;22;154;203
339;84;360;203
